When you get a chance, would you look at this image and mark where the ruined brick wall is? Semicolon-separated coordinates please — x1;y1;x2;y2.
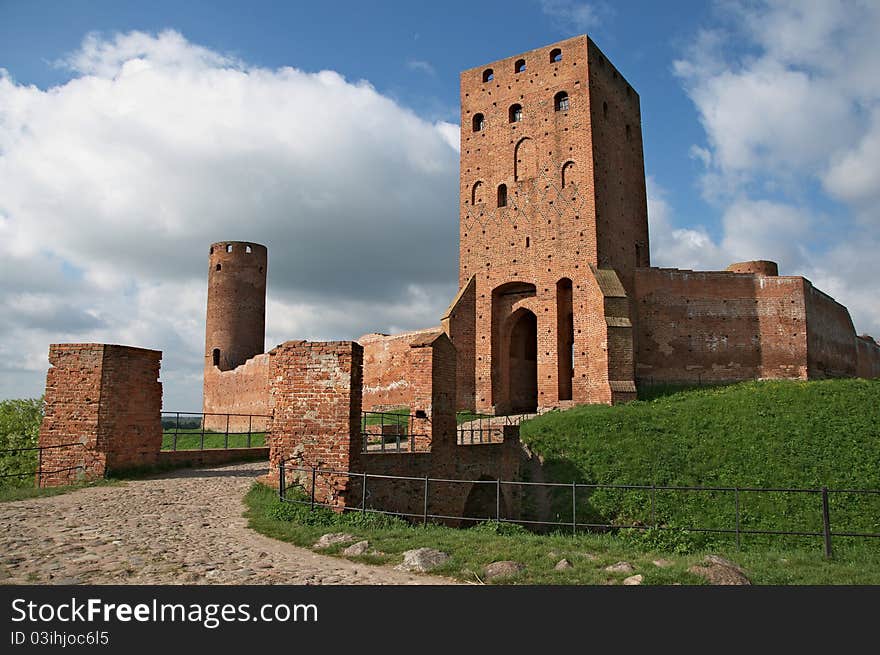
856;336;880;378
442;275;477;411
633;268;809;383
804;283;858;378
38;344;162;486
358;329;441;412
267;341;363;508
458;36;647;413
156;446;268;469
202;353;270;431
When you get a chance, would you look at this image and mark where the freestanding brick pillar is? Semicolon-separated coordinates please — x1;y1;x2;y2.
267;340;363;509
37;344;162;486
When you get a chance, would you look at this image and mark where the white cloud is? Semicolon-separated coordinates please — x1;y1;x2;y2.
667;0;880;338
0;30;460;408
539;0;603;33
406;59;435;75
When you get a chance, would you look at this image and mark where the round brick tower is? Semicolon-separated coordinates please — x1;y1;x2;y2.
726;260;779;276
205;241;267;371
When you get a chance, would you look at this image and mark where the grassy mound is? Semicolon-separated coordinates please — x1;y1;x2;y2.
519;379;880;551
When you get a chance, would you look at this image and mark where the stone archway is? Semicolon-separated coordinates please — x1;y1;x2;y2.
507;309;538;413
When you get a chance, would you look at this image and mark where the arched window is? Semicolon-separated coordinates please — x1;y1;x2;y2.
561;161;575;188
514;59;526;73
226;244;233;253
471;181;484;205
482;68;494;82
472;113;485;132
626;124;632;141
215;263;221;272
554;91;569;112
245;245;252;253
509;103;523;123
497;184;508;208
212;349;220;367
550;48;562;63
514;137;536;180
603;101;608;118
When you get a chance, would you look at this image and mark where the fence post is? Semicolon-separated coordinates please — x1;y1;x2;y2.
496;479;501;521
822;487;833;559
572;481;577;535
278;458;285;502
247;414;252;448
225;414;230;449
651;484;656;528
311;467;317;510
200;415;205;451
734;488;741;550
174;412;180;451
361;472;367;514
37;446;43;489
423;476;429;527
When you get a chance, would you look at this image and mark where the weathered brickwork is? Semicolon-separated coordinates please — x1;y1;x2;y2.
266;341;363;509
267;338;523;522
156;446;268;469
202;353;269;431
358;328;442;411
38;344;162;486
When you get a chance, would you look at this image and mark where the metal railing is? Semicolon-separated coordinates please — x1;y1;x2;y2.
278;461;880;558
456;413;531;445
161;412;272;451
0;442;85;488
360;411;430;453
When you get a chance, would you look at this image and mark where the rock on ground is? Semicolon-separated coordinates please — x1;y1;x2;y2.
653;559;674;568
396;548;450;573
604;561;634;574
484;560;525;579
688;555;751;585
623;574;643;585
342;541;370;557
0;461;458;586
313;533;355;549
554;559;573;571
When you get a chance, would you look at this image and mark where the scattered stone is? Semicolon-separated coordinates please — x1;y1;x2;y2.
554;559;573;571
342;541;370;557
484;560;525;579
604;561;634;574
395;548;450;573
653;559;674;568
312;533;356;549
688;555;750;585
581;552;599;561
623;574;643;585
547;551;559;558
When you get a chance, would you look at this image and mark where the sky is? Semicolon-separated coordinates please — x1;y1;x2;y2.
1;0;878;410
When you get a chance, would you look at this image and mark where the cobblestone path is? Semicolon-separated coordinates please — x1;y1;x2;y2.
0;461;457;585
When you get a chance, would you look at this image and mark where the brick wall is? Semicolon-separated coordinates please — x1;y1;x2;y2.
202;353;270;431
358;328;441;412
267;341;363;509
441;275;477;410
156;446;268;469
856;336;880;378
634;268;812;383
804;283;858;378
38;344;162;485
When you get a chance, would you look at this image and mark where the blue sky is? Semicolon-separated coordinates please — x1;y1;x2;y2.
1;0;878;408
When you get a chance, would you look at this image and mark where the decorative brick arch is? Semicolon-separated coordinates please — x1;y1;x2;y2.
514;137;536;181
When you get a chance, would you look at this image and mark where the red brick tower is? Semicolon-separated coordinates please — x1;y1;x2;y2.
449;35;644;413
204;241;267;373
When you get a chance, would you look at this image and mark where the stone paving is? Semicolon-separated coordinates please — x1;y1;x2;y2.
0;461;457;585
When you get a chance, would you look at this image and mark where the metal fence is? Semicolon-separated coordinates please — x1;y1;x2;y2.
0;442;85;488
455;413;531;445
360;411;430;453
278;461;880;558
161;412;272;451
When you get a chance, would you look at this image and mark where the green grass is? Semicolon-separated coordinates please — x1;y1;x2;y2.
161;429;266;450
518;379;880;551
456;411;493;425
244;483;880;584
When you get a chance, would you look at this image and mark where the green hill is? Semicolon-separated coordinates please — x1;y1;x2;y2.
519;379;880;551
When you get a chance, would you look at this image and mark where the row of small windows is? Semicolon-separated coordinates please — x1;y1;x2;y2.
209;243;253;254
471;92;569;132
470;161;575;206
481;48;563;82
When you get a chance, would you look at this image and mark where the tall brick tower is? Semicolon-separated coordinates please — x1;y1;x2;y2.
446;35;644;414
204;241;267;373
